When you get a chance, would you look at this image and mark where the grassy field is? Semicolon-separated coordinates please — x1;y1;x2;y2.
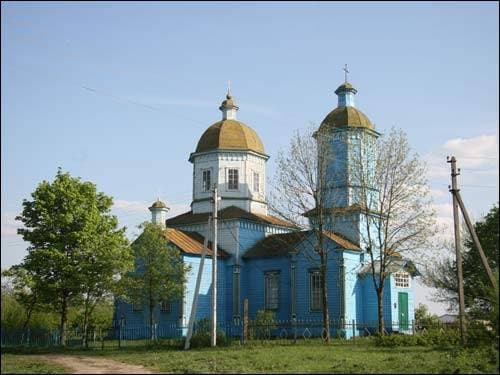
1;354;68;374
2;340;498;374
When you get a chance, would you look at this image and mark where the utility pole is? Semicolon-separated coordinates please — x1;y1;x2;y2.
453;180;498;293
447;156;467;345
211;186;218;347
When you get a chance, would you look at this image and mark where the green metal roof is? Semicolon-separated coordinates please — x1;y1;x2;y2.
318;106;373;132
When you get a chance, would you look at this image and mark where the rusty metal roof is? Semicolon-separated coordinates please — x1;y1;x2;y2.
165;206;297;229
323;231;360;251
162;228;228;258
243;229;360;259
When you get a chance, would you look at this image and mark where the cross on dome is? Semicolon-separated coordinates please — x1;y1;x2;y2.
343;64;349;83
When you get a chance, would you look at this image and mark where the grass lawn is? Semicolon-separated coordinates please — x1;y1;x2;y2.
94;341;500;374
1;354;68;374
4;339;497;374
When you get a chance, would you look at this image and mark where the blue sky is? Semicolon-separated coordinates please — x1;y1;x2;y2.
1;1;498;315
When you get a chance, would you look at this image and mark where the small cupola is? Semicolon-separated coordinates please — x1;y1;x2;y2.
335;81;357;107
149;198;169;228
219;86;239;120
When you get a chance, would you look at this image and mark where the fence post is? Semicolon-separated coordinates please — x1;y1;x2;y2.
412;319;415;335
100;329;104;350
118;325;122;349
352;319;356;340
293;316;297;344
243;298;248;344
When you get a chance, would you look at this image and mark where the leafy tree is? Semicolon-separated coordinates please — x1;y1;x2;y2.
0;281;59;330
76;210;132;347
125;222;189;339
72;298;115;333
2;265;42;331
13;168;131;345
414;303;440;328
462;205;499;319
425;203;499;331
1;283;25;328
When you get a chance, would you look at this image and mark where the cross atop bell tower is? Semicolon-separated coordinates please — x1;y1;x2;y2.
343;64;349;83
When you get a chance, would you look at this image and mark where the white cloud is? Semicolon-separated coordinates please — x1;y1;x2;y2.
113;199;149;213
430;188;447;199
425;134;499;177
1;213;21;237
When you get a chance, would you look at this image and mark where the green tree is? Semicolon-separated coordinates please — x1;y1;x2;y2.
462;205;499;319
1;282;25;328
2;265;42;331
72;298;115;333
1;279;59;331
76;211;132;347
426;204;499;329
13;168;130;346
414;303;440;328
125;222;189;339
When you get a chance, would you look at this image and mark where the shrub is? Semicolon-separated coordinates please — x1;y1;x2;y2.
249;309;277;340
189;318;229;348
466;320;498;347
374;328;461;348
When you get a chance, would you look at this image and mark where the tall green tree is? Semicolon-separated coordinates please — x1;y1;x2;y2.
125;222;189;339
13;168;131;345
2;265;41;331
425;204;499;330
76;213;132;347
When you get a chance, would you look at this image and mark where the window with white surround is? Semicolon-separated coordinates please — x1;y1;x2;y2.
310;270;323;311
253;171;260;193
202;170;211;192
228;168;238;190
394;271;410;288
265;271;280;310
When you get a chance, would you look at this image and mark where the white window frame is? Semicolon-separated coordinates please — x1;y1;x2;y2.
202;169;211;192
394;271;410;288
253;171;260;193
264;271;280;310
227;168;239;191
310;270;323;311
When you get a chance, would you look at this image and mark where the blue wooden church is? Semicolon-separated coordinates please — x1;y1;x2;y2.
115;79;419;338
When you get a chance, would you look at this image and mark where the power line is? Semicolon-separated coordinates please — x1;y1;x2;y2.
9;62;208;129
455;156;497;160
460;184;498;189
441;184;498;189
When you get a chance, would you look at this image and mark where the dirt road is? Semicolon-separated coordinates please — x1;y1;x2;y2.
39;354;154;374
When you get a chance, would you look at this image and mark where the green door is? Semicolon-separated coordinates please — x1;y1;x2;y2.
398;292;409;331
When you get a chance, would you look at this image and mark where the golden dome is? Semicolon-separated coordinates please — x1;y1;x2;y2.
318;106;373;132
195;119;266;155
149;198;168;209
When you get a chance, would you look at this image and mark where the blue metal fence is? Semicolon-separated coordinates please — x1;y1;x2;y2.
2;318;453;349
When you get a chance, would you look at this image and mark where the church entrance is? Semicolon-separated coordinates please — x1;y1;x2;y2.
398;292;409;331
